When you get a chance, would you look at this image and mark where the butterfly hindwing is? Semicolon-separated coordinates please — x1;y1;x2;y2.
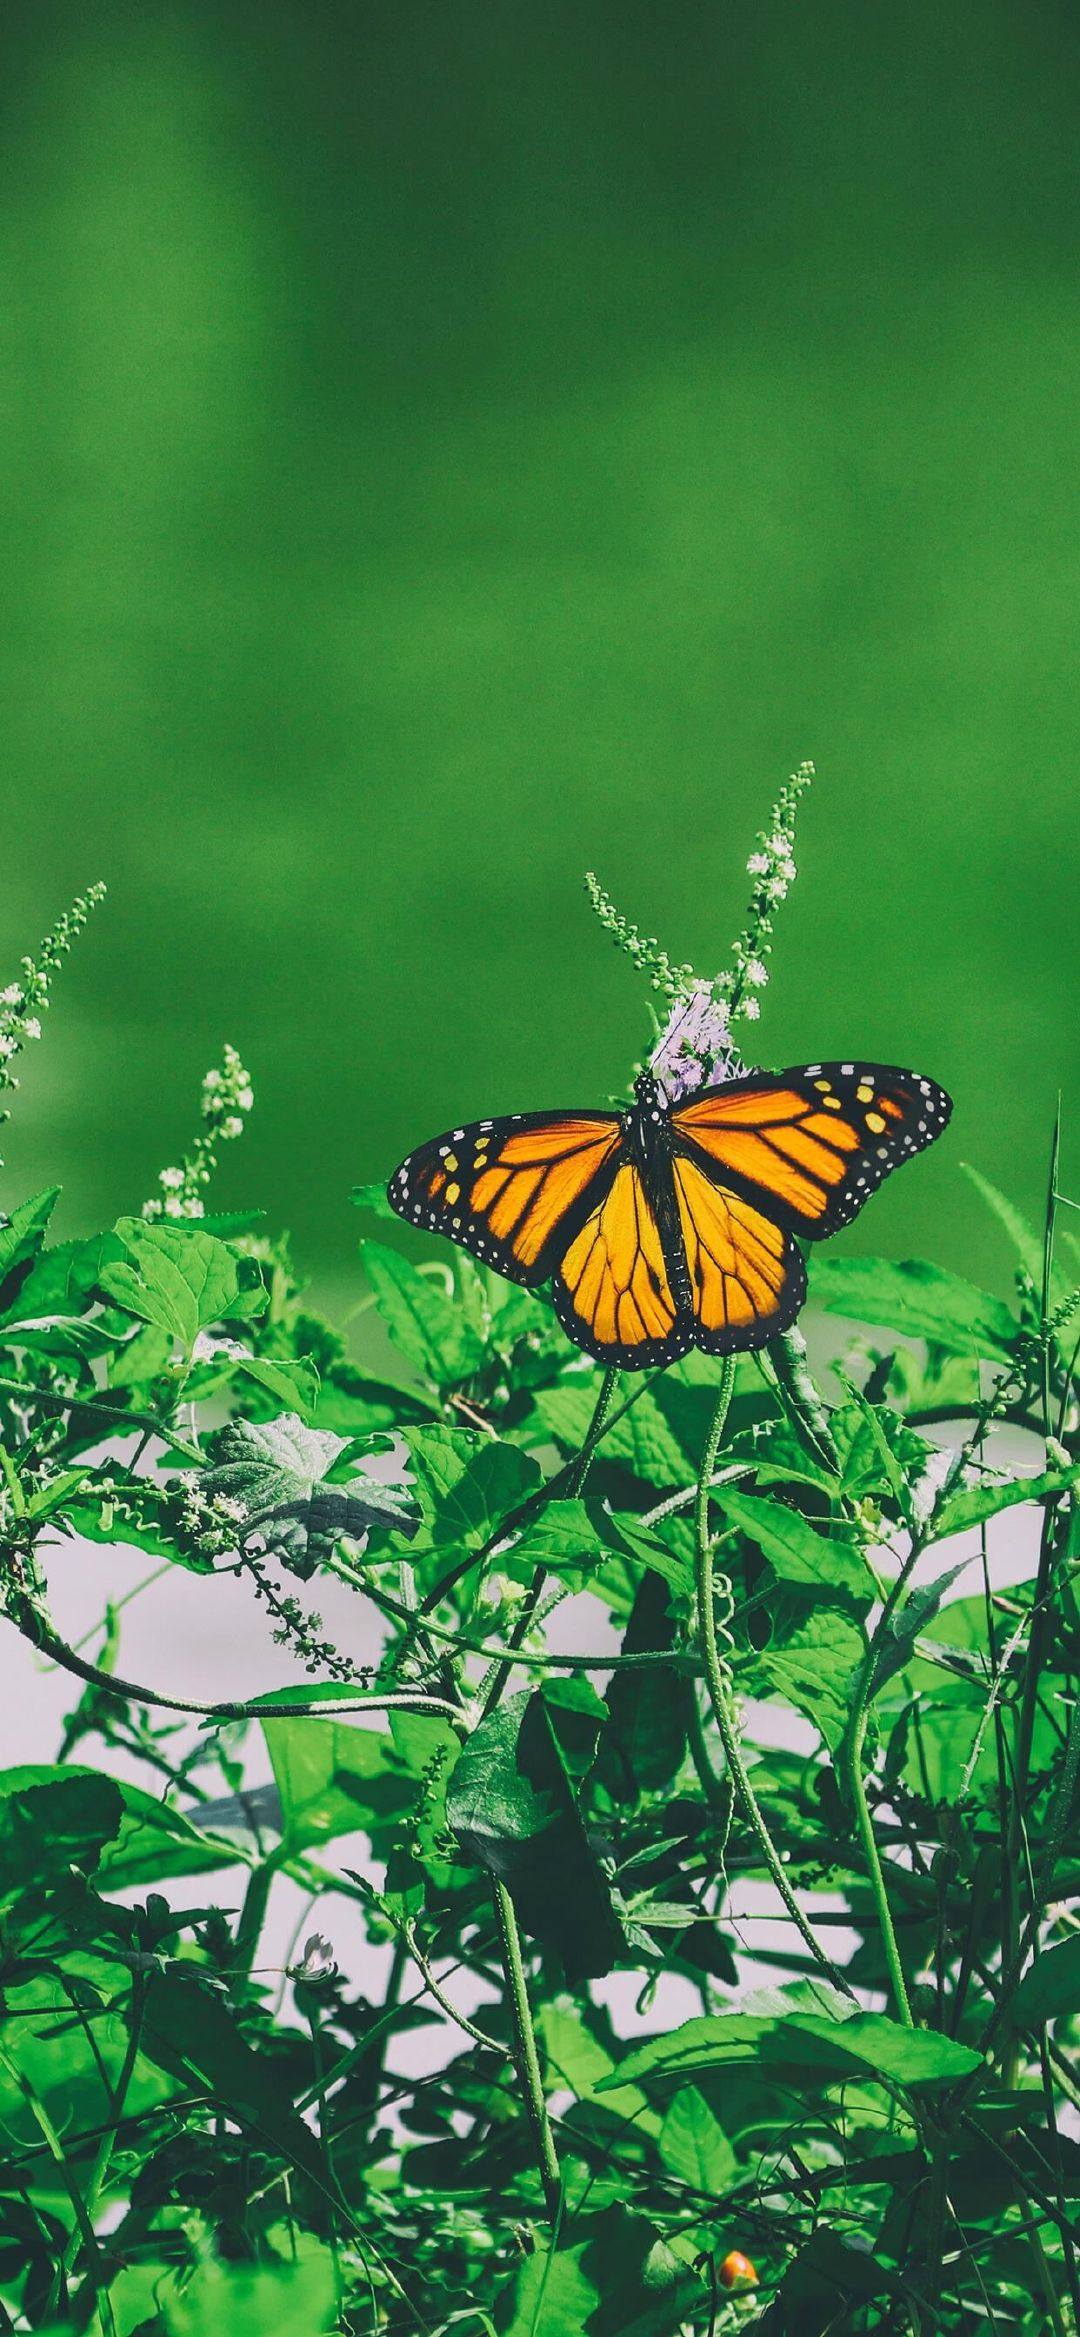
552;1159;689;1369
670;1152;807;1352
672;1062;952;1238
388;1111;623;1288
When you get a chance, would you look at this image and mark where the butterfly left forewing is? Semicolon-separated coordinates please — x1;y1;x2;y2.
388;1110;623;1288
672;1062;952;1237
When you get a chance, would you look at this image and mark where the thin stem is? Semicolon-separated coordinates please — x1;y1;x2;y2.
0;2042;118;2337
478;1364;619;1717
5;1601;463;1725
491;1879;561;2223
844;1696;913;2026
401;1921;508;2056
65;1972;147;2302
694;1362;855;1999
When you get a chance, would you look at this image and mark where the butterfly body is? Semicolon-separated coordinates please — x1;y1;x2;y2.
388;1060;951;1369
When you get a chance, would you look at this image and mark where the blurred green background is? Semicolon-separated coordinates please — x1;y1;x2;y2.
1;0;1077;1317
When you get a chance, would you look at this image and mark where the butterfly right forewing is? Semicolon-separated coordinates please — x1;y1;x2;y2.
388;1110;624;1288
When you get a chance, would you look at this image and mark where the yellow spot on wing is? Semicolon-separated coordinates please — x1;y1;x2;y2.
865;1112;886;1135
856;1083;874;1103
444;1182;460;1205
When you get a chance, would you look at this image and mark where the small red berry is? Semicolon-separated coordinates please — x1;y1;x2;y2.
718;2249;759;2290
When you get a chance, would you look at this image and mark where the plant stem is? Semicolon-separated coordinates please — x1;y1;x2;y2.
0;2042;118;2337
843;1695;914;2025
491;1878;561;2223
478;1364;619;1716
694;1361;856;1999
6;1598;464;1724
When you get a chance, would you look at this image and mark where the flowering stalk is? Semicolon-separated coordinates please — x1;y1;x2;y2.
0;885;107;1166
143;1042;254;1220
586;763;814;1103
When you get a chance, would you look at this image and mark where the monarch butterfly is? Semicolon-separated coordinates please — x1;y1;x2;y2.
387;1060;952;1369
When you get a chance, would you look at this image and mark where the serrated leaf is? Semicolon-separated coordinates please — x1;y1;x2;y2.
0;1765;243;1889
0;1228;125;1324
446;1689;625;1981
359;1238;485;1383
810;1254;1019;1360
717;1487;872;1599
658;2085;738;2194
201;1412;415;1577
403;1424;542;1551
0;1188;61;1305
497;2204;699;2337
0;1771;123;1900
932;1461;1080;1540
1010;1935;1080;2027
601;2008;980;2093
741;1599;866;1750
139;1968;323;2181
531;1378;691;1488
232;1351;320;1418
99;1218;266;1350
263;1715;415;1854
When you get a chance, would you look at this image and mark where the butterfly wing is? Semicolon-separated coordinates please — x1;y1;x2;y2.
387;1110;623;1287
552;1159;689;1368
669;1150;807;1352
672;1062;952;1238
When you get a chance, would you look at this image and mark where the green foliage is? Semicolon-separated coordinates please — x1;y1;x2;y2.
0;901;1076;2335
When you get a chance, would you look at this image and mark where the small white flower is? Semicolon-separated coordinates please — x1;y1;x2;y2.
746;851;770;877
159;1166;185;1191
0;985;23;1008
21;1017;41;1042
0;1035;18;1060
163;1197;185;1218
220;1115;244;1140
745;958;769;987
741;998;761;1020
294;1932;336;1984
764;873;790;903
202;1068;222;1091
236;1085;254;1112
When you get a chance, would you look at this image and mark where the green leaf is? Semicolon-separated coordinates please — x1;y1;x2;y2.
0;1771;123;1899
717;1487;872;1600
869;1562;969;1697
349;1180;399;1221
314;1363;439;1435
99;1217;266;1351
810;1254;1019;1360
138;1967;323;2181
658;2085;738;2194
446;1689;625;1980
601;2007;980;2093
605;1569;691;1790
404;1424;542;1550
500;1496;611;1586
1010;1935;1080;2028
0;1765;240;1889
263;1713;415;1855
497;2204;700;2337
202;1411;416;1578
0;1227;124;1323
530;1377;692;1489
933;1461;1080;1539
0;1188;61;1301
231;1350;320;1418
359;1238;486;1383
164;2258;338;2337
740;1599;866;1751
